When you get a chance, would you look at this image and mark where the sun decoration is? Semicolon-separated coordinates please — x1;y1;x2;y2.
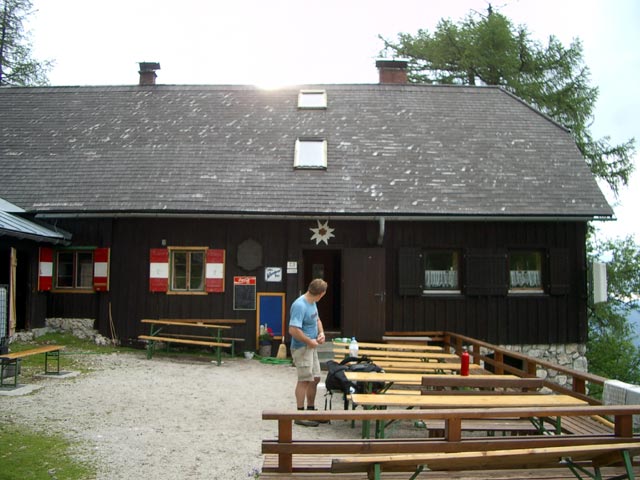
310;220;335;245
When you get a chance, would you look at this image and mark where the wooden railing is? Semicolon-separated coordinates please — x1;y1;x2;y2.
385;331;609;405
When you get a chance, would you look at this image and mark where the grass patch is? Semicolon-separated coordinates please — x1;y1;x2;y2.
0;422;95;480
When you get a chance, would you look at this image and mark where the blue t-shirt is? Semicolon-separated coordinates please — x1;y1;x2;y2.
289;294;319;350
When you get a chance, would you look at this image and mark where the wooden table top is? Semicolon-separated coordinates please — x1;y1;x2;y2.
141;319;231;329
333;348;457;361
373;363;464;373
156;318;246;325
332;341;443;352
350;393;588;409
345;372;518;385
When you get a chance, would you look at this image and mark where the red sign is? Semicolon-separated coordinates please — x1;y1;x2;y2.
234;276;256;285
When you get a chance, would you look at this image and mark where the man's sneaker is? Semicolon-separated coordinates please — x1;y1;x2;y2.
294;419;319;427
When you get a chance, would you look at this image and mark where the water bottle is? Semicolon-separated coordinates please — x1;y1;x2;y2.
349;337;359;358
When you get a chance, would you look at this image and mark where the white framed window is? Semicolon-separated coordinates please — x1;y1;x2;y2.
298;90;327;109
423;251;460;294
294;138;327;169
509;251;543;293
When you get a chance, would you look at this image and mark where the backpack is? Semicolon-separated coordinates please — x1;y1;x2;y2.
324;356;384;410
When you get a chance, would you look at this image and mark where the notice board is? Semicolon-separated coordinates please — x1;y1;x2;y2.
233;276;256;310
256;292;285;342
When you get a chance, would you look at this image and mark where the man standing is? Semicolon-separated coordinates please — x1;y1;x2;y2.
288;278;327;427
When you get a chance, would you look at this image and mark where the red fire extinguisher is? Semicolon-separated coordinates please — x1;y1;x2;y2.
461;347;470;376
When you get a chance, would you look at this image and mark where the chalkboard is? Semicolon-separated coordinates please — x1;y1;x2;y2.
233;280;256;310
257;293;285;341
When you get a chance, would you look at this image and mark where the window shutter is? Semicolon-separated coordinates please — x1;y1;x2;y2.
38;247;53;291
149;248;169;292
548;248;570;295
398;247;423;296
205;249;225;293
93;248;110;292
465;249;508;296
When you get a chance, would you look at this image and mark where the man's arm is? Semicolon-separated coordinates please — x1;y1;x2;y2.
316;318;325;344
289;325;319;348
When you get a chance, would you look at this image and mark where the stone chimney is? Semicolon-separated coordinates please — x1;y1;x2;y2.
376;59;409;84
138;62;160;86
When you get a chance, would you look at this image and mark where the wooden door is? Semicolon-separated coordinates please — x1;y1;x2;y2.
342;248;386;341
303;250;341;331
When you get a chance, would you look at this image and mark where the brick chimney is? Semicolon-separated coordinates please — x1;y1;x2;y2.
376;59;409;84
138;62;160;86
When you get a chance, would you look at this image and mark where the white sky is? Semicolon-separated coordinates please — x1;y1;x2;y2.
26;0;639;242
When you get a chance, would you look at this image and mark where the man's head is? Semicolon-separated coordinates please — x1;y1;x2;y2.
308;278;328;298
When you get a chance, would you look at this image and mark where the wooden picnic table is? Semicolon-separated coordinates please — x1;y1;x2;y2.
345;371;519;388
332;341;443;352
139;319;232;365
369;360;484;374
351;392;588;438
333;347;457;362
152;319;247;355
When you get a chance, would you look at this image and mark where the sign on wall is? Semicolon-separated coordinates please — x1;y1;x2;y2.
233;276;256;310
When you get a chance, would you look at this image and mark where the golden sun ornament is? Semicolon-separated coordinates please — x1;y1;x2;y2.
310;220;335;245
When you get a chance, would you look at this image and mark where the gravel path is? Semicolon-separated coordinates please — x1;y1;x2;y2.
2;351;353;480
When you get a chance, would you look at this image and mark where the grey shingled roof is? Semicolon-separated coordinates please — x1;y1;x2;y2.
0;83;613;219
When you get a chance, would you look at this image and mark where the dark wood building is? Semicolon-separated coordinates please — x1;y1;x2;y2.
0;61;613;352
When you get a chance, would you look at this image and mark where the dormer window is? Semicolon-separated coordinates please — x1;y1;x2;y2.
298;90;327;109
294;138;327;169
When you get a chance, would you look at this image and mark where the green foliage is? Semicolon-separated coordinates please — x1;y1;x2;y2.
587;236;640;385
380;6;635;195
0;0;52;86
0;423;95;480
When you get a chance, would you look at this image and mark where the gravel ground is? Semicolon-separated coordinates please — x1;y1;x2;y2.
1;351;359;480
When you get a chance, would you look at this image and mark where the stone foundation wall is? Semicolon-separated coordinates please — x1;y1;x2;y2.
483;343;587;388
10;318;111;346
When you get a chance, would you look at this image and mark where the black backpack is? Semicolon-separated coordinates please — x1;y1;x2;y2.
324;356;384;410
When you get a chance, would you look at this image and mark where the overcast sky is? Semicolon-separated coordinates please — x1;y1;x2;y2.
26;0;639;242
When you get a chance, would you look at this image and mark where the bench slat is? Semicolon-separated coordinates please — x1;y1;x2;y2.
0;345;64;360
331;442;640;473
138;335;231;348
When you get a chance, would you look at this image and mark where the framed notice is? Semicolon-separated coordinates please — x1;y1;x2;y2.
233;276;256;310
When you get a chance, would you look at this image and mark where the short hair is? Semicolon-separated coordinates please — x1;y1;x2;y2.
308;279;327;296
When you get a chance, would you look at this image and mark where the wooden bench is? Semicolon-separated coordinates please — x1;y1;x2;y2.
331;442;640;479
159;333;245;357
0;345;65;388
138;319;232;365
151;319;246;356
261;405;640;479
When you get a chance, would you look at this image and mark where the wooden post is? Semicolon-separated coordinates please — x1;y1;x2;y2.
444;417;462;442
614;413;633;438
278;418;293;472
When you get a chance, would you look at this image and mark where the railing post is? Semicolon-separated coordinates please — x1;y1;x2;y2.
494;351;504;375
472;344;481;365
614;413;633;438
573;377;586;396
278;418;293;472
444;417;462;442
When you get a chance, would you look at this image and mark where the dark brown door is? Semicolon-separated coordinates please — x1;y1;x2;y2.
342;248;385;341
303;250;341;332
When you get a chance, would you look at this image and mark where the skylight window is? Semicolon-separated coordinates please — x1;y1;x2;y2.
294;139;327;169
298;90;327;109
